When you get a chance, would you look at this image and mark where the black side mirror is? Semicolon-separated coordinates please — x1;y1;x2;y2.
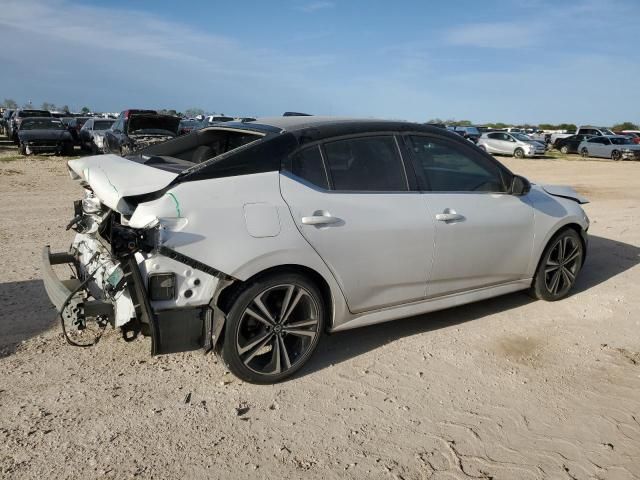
511;175;531;196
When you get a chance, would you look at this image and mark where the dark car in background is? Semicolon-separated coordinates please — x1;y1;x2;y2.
454;126;481;143
79;118;115;153
9;109;52;142
17;117;74;155
60;117;89;144
553;134;594;154
104;109;180;155
178;119;206;135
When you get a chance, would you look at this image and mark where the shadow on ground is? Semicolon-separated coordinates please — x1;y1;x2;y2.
0;236;638;365
0;279;56;358
300;234;640;376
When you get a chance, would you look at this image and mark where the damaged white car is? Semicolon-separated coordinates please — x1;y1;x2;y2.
43;117;589;383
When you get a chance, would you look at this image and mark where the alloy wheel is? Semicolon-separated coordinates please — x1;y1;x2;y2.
544;235;582;296
611;150;621;161
235;284;321;377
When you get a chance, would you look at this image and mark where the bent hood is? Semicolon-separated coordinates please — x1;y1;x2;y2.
540;184;589;204
68;154;178;213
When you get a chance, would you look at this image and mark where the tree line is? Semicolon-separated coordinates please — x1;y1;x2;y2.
427;118;639;131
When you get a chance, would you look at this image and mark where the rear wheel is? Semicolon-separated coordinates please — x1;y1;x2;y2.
581;148;589;158
19;143;27;156
220;272;325;383
611;150;621;161
514;148;525;158
529;228;584;301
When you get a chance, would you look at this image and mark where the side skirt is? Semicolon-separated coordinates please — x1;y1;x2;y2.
330;279;532;332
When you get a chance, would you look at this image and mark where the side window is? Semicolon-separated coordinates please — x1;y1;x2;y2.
323;136;407;191
487;132;500;139
408;136;507;193
290;146;329;189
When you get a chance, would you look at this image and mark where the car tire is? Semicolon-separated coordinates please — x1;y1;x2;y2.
529;228;584;301
560;145;569;154
581;148;589;158
19;143;27;156
63;143;74;156
514;148;525;158
220;272;325;384
611;150;621;161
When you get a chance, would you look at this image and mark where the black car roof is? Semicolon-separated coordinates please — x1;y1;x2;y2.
221;116;457;144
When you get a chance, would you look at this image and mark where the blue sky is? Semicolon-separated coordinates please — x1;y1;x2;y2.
1;0;638;125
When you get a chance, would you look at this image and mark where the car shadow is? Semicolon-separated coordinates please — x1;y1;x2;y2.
299;234;640;378
0;279;57;358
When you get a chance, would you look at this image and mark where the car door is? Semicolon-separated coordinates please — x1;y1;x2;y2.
280;135;435;313
588;137;605;157
484;132;506;154
404;134;534;297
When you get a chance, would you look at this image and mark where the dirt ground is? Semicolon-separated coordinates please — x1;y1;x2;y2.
1;143;639;479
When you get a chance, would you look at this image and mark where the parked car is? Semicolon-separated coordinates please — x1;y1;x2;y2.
205;115;235;123
576;126;615;137
8;109;51;142
620;130;640;144
17;117;74;155
477;132;546;158
553;134;594;154
104;110;180;155
43;117;589;383
59;117;89;145
578;135;640;160
178;119;206;135
79;118;115;153
453;126;481;143
548;131;576;145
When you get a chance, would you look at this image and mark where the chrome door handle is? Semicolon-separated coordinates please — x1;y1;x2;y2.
435;211;464;222
302;211;341;225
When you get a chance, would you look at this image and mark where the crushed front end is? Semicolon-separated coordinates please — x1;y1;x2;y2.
43;188;231;355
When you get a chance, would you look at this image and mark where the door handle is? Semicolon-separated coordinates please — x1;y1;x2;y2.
301;211;341;226
435;210;465;222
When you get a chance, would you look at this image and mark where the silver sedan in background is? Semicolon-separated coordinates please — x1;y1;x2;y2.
477;132;546;158
578;135;640;161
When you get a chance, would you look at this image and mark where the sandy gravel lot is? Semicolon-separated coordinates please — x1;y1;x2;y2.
1;145;639;479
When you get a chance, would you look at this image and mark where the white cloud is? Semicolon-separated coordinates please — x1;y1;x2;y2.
443;22;540;49
296;1;335;12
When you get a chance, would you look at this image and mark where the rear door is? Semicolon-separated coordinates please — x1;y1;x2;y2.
280;135;435;313
404;134;534;297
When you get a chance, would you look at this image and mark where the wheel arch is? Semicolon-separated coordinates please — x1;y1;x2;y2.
217;263;335;333
531;222;587;282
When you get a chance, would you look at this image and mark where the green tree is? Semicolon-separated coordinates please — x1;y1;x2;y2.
41;101;56;111
80;106;91;114
3;98;18;109
612;121;639;131
61;105;70;113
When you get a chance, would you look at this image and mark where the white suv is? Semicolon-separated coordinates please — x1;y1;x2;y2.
43;117;589;383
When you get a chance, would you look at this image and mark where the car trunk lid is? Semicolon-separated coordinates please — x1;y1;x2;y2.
68;154;179;213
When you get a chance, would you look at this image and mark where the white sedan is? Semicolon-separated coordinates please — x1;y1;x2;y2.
43;117;589;383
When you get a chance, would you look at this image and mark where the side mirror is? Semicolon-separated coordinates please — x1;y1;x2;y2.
511;175;531;196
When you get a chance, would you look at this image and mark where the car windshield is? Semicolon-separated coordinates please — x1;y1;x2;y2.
600;128;615;136
94;120;114;130
514;134;532;141
610;137;632;145
20;118;64;130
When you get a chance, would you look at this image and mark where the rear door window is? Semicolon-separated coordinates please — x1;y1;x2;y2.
290;146;329;189
323;136;407;191
408;135;508;192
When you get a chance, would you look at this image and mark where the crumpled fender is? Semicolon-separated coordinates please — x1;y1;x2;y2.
540;184;589;204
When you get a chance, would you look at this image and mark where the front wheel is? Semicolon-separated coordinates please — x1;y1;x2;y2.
611;150;621;161
581;148;589;158
19;143;27;156
514;148;525;158
529;228;584;301
220;273;325;383
560;145;569;154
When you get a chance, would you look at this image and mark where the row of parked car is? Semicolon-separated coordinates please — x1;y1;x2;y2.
429;123;640;161
0;107;252;156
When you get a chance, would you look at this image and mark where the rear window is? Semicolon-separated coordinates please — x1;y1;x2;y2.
94;120;114;130
19;110;51;118
323;136;407;191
